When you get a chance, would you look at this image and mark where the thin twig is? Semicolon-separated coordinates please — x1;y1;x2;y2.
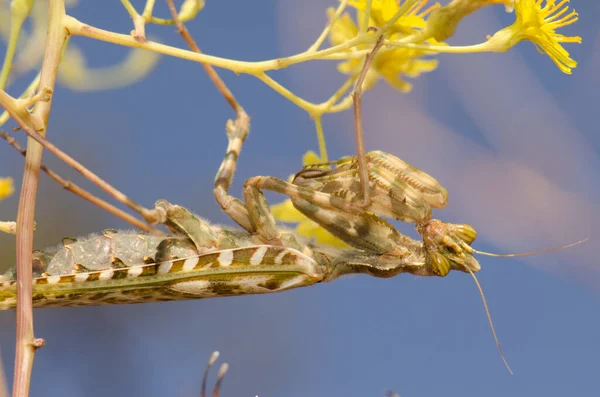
352;30;385;207
164;0;247;118
0;131;163;235
165;0;251;217
13;2;67;396
307;0;349;53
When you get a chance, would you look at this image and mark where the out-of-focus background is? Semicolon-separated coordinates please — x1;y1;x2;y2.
0;1;599;396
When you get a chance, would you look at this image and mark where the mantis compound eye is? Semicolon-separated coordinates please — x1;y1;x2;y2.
454;224;477;245
430;252;450;277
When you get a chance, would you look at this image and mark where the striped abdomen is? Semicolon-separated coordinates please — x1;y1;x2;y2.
0;245;326;309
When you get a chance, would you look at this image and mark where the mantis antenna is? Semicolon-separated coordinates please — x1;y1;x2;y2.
467;237;587;374
467;269;513;375
470;238;588;257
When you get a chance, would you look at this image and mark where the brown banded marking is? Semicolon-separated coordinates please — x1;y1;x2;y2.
169;272;310;297
0;245;326;309
0;246;319;288
0;263;159;288
214;119;248;192
293;151;449;224
368;151;447;206
250;246;268;265
279;151;484;277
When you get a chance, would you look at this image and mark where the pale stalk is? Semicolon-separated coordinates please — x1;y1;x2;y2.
385;39;490;53
0;90;32;126
328;96;354;113
119;0;146;40
311;75;357;159
0;2;29;89
314;117;328;162
119;0;138;19
316;75;356;113
12;1;67;396
380;0;417;33
256;73;358;117
254;73;321;113
360;0;373;33
141;0;157;20
307;0;349;53
62;15;375;74
317;75;356;110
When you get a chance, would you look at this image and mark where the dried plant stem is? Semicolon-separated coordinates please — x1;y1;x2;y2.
164;0;247;119
165;0;250;199
12;2;68;396
352;32;385;207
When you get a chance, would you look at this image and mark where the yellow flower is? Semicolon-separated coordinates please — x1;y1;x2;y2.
328;0;442;93
349;0;439;35
486;0;581;74
270;151;350;248
371;46;438;92
0;177;14;200
329;9;359;47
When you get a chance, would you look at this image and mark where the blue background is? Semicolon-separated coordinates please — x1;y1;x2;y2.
0;1;599;396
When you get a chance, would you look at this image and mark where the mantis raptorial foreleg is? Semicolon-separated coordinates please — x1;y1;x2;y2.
211;115;413;255
242;175;414;255
290;150;478;276
206;98;478;276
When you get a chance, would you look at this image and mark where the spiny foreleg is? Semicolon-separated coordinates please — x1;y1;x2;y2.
243;176;413;255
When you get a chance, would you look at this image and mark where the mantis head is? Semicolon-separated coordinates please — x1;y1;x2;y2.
418;219;481;277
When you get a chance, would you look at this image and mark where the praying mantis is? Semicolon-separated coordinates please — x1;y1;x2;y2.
1;100;583;374
0;119;458;309
0;28;584;379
